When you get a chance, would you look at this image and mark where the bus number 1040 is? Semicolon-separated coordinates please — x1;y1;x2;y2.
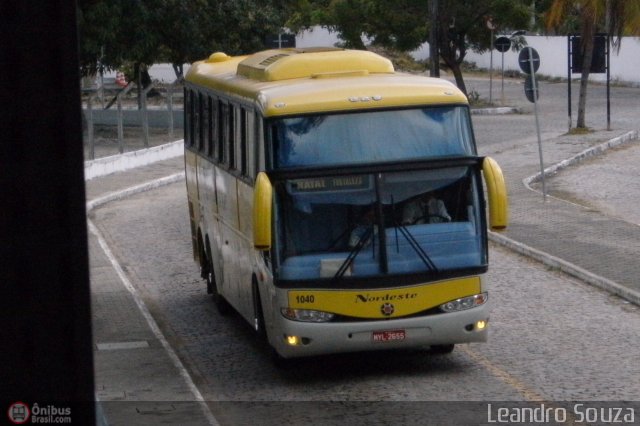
295;295;315;304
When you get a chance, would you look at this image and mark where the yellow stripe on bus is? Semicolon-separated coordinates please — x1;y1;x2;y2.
288;277;481;319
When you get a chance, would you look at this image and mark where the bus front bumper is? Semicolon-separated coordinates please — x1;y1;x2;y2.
271;303;489;359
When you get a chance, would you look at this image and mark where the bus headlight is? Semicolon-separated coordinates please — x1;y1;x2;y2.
440;292;488;313
281;308;335;322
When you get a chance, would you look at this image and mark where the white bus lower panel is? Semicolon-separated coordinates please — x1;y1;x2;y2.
271;303;489;358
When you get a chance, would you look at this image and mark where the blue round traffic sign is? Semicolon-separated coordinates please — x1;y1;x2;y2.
518;47;540;74
494;36;511;53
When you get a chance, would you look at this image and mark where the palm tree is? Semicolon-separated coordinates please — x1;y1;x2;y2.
546;0;640;129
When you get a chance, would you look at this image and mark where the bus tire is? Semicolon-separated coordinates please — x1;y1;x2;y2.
430;344;455;354
252;280;292;368
206;242;231;316
252;278;267;340
198;232;208;283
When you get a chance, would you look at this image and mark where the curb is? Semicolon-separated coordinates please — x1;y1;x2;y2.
84;146;216;425
490;129;640;306
523;130;639;188
488;231;640;306
89;217;217;426
84;140;184;181
471;106;522;115
86;173;184;212
87;174;217;426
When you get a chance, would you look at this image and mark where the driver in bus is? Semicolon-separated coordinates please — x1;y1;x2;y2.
348;207;378;248
402;192;451;225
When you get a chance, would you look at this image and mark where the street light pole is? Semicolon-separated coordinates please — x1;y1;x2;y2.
429;0;440;77
486;18;497;105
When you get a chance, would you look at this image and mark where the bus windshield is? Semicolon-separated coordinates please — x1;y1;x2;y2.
273;165;487;283
270;106;475;169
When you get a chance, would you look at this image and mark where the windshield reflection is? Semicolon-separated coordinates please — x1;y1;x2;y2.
270;106;475;169
273;166;486;282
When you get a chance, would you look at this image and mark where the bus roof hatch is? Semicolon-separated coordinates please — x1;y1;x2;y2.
236;48;395;82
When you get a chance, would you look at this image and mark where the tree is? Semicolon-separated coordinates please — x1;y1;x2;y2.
77;0;125;77
287;1;429;54
150;0;220;79
77;0;295;80
78;0;162;82
365;0;429;51
292;0;531;97
286;0;368;49
428;0;531;96
546;0;640;129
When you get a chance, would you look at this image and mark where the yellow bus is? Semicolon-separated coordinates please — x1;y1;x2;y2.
184;47;508;361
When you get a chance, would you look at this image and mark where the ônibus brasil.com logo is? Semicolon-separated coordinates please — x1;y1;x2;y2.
7;402;30;424
7;401;72;424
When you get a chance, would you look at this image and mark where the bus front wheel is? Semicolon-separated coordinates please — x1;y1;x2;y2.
252;279;267;339
252;280;290;367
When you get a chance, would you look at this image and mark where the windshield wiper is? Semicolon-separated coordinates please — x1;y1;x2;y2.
389;196;437;273
334;226;374;279
393;220;438;273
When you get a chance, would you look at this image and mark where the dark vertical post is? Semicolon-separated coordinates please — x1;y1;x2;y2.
606;34;611;131
528;48;546;202
567;35;572;131
429;0;440;77
489;29;494;105
0;0;95;423
605;0;611;131
500;50;505;105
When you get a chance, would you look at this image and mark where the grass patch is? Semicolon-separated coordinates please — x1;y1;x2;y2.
567;127;594;135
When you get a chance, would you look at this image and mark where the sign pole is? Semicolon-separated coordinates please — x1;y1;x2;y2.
501;50;505;105
528;48;546;202
493;36;512;106
606;34;611;130
489;29;494;105
567;35;572;132
520;46;546;202
487;19;497;105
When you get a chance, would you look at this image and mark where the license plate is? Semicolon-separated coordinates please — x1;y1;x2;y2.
372;329;406;343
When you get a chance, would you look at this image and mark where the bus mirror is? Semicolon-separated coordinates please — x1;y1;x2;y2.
482;157;509;231
253;172;273;250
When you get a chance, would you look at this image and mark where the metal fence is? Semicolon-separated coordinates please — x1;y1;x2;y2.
82;78;184;160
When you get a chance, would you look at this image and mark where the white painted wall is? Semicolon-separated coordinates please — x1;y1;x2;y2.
296;27;640;85
462;36;640;85
102;29;639;85
84;140;183;180
296;28;342;48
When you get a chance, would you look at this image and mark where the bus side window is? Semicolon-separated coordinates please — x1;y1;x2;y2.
239;107;248;176
217;101;226;165
227;104;235;169
199;93;208;154
257;117;267;172
193;91;201;151
210;97;218;162
190;89;199;149
247;111;257;180
205;96;213;158
184;88;191;147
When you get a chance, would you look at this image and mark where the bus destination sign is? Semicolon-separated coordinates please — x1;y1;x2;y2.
290;175;371;193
